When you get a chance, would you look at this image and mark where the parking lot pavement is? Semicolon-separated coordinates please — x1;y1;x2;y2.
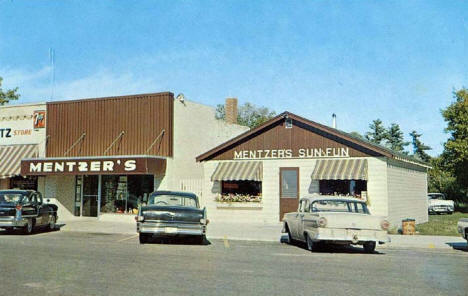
1;230;467;296
58;219;468;250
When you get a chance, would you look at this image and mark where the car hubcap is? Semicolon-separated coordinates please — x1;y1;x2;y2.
50;216;55;229
27;220;32;232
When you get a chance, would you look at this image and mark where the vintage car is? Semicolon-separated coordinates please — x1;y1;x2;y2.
428;193;454;215
282;196;390;253
136;191;208;244
0;189;58;234
457;218;468;241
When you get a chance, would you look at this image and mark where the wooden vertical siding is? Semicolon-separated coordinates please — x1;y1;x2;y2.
46;92;173;157
205;119;378;161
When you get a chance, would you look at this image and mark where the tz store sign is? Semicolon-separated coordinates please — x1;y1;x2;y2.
0;110;46;144
234;147;350;160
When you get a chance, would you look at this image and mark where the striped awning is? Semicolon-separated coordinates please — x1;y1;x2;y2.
211;161;263;182
311;159;368;180
0;145;39;179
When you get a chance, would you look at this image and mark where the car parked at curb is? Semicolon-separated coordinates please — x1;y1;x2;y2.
0;190;58;234
457;218;468;241
428;193;454;215
136;191;208;244
282;196;390;253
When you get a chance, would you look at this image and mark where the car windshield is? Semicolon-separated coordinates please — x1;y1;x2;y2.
0;193;24;204
428;194;445;200
311;200;370;214
148;194;198;208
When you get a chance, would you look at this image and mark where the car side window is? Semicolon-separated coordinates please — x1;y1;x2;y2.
298;200;305;212
31;194;38;204
36;193;43;205
304;200;310;212
22;195;31;204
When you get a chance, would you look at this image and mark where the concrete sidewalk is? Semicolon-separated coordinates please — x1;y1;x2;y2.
58;218;467;250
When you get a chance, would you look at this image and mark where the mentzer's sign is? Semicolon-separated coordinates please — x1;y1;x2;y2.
234;147;350;160
21;157;166;176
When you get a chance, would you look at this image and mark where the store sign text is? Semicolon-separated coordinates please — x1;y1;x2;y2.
234;147;350;160
0;128;33;138
28;160;137;173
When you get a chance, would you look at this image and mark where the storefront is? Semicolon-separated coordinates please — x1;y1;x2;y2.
18;93;248;220
0;103;46;190
197;112;430;227
21;156;165;217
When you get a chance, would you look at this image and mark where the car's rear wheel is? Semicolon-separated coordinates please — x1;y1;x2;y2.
48;214;56;231
196;235;206;245
306;233;319;252
285;224;294;244
23;219;33;235
363;241;376;253
139;233;149;244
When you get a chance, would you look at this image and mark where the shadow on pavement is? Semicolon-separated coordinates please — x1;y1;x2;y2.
280;234;385;255
144;236;211;246
447;242;468;251
0;224;63;236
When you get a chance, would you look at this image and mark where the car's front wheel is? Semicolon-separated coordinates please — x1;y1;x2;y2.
363;241;376;253
23;219;33;235
139;233;150;244
285;224;294;244
48;214;56;231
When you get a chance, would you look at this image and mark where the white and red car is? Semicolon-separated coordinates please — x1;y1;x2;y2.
282;196;390;253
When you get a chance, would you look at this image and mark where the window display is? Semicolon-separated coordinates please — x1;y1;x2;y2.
319;180;367;198
100;175;154;214
217;181;262;202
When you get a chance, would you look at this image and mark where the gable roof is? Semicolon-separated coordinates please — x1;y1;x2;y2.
196;111;430;168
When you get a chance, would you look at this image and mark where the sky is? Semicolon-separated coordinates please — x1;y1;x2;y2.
0;0;466;156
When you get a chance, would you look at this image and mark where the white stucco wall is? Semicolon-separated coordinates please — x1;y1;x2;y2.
386;159;428;227
202;157;390;225
366;157;389;217
161;99;249;191
39;175;77;220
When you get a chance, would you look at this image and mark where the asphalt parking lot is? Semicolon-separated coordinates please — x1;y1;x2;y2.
0;230;467;296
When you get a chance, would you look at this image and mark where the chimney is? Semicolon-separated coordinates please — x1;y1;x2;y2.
225;98;238;124
332;113;337;129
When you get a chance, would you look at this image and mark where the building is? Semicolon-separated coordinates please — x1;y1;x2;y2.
197;112;430;227
19;92;247;221
0;103;47;190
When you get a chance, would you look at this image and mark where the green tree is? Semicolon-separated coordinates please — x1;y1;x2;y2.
385;123;409;153
428;157;462;202
409;130;431;162
441;88;468;192
365;119;387;145
349;131;364;139
0;77;20;105
216;102;276;129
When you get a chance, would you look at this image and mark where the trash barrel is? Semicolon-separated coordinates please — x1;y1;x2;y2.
402;218;416;235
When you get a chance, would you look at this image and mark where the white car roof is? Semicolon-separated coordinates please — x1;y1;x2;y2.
300;195;366;203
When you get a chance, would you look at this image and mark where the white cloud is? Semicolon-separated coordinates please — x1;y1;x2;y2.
1;67;162;103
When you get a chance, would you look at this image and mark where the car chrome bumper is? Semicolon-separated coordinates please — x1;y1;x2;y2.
137;221;206;236
0;216;28;228
429;207;453;213
311;228;390;244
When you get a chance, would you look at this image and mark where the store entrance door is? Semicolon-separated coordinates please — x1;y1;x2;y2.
279;167;300;221
81;175;100;217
